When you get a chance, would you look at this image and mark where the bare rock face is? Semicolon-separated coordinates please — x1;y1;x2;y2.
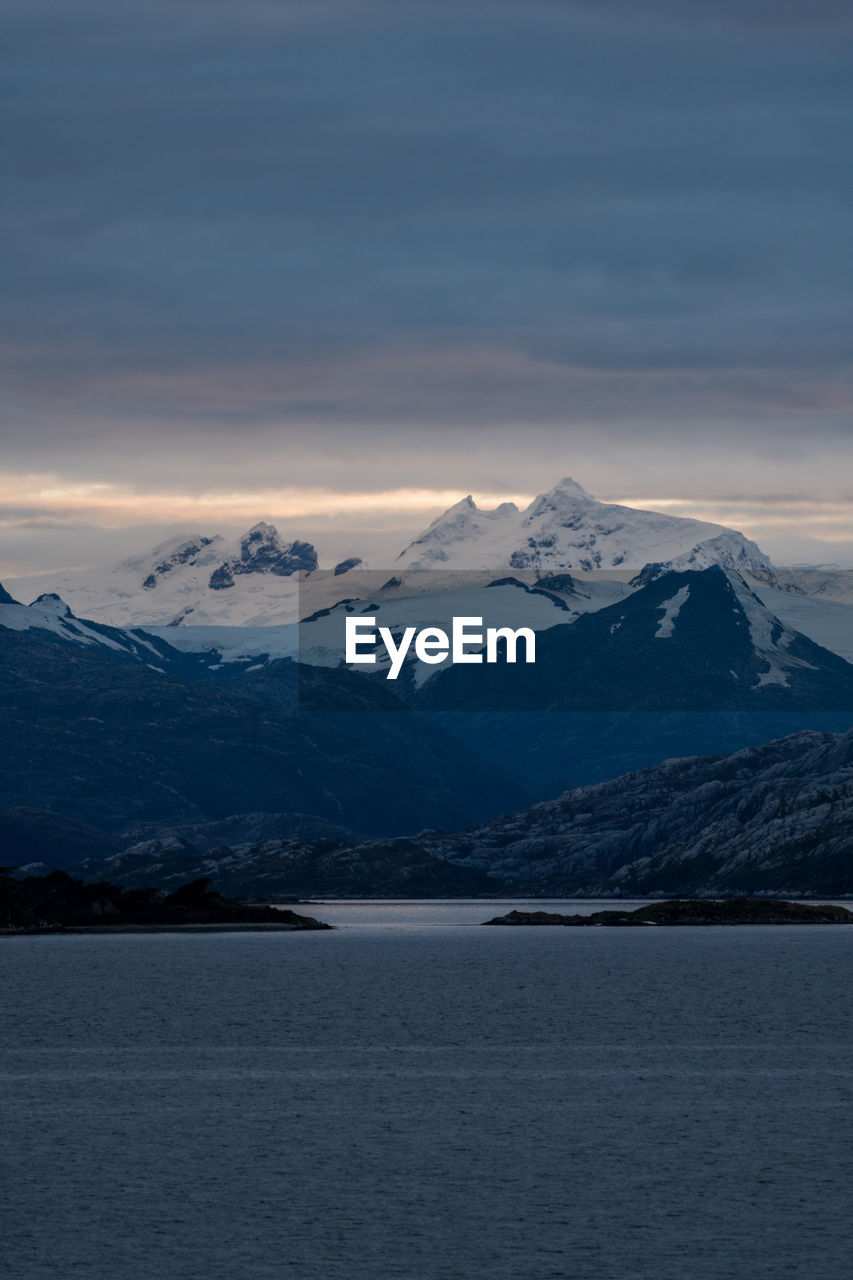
208;563;236;590
232;525;318;577
79;835;506;900
333;557;363;576
418;566;853;712
420;727;853;898
208;526;318;589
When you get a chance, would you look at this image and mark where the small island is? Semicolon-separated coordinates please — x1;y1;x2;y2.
0;869;331;933
483;898;853;926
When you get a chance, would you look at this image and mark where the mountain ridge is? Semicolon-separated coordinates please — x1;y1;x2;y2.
397;477;772;575
69;725;853;899
6;476;773;627
418;727;853;897
417;566;853;712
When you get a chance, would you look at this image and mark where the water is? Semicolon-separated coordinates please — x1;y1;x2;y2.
3;901;853;1279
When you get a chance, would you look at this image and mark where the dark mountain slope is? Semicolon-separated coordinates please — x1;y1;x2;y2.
0;808;122;868
76;727;853;900
418;566;853;788
0;627;528;835
418;567;853;711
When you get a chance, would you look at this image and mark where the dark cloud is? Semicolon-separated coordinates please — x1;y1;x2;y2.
1;0;851;487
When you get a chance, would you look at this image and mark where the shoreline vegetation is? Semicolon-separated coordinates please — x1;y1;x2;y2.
483;899;853;926
0;870;331;933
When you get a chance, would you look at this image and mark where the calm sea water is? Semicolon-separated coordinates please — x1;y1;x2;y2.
3;900;853;1280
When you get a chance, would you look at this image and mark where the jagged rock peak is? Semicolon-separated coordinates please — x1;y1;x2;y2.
206;524;318;589
0;582;17;605
235;524;318;575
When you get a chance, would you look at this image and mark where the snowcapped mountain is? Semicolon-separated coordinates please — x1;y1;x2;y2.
0;584;207;673
397;476;772;574
418;566;853;711
4;476;774;630
7;522;318;628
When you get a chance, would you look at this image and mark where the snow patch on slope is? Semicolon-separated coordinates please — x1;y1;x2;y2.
654;585;691;638
745;580;853;664
726;573;818;689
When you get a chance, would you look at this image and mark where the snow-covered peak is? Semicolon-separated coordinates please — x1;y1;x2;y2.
397;476;773;576
659;531;771;575
524;476;594;519
31;592;73;618
0;589;168;663
120;533;222;576
399;493;519;565
7;521;319;628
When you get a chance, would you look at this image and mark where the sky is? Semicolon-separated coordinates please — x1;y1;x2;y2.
2;0;852;573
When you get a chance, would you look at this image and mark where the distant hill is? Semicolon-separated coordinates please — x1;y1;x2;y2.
418;728;853;897
76;727;853;900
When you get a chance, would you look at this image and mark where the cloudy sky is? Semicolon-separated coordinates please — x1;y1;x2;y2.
2;0;852;573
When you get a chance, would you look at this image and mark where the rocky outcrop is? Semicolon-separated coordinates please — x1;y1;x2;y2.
421;727;853;897
208;527;318;589
208;563;236;590
333;557;363;576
